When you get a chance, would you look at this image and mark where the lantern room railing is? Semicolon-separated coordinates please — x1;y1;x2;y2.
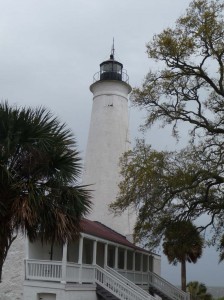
93;69;129;83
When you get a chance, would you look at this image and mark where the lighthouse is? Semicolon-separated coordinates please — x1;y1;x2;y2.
83;47;136;238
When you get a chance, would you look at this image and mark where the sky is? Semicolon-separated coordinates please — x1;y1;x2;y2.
0;0;224;287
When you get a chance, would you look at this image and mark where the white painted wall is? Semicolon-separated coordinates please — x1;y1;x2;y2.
83;80;136;236
153;255;161;276
23;282;98;300
1;234;24;300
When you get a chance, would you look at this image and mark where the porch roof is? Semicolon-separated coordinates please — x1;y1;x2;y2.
80;218;152;255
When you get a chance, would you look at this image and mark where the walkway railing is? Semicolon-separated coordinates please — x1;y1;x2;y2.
106;266;152;299
112;267;149;286
95;265;154;300
148;270;190;300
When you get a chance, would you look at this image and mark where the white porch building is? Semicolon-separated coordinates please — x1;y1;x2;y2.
23;219;161;300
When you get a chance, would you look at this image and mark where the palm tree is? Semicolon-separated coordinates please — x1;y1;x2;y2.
0;102;92;282
163;220;204;292
187;281;212;300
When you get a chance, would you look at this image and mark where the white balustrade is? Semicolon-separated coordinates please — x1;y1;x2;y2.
148;270;190;300
114;269;148;286
95;265;152;300
25;259;189;300
25;260;62;281
26;260;96;284
106;267;153;299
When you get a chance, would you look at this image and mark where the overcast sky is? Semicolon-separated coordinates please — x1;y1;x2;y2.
1;0;223;287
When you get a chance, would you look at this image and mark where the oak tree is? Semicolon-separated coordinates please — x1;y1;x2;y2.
111;0;224;248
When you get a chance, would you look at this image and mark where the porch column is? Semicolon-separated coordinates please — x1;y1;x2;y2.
24;236;29;280
78;236;84;284
93;240;97;265
25;236;29;259
78;235;83;264
115;247;118;269
124;249;127;270
61;242;68;283
104;243;108;268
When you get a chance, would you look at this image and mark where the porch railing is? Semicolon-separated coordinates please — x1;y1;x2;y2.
25;260;62;281
112;267;149;286
25;260;189;300
25;260;96;283
148;270;190;300
106;266;152;299
95;265;154;300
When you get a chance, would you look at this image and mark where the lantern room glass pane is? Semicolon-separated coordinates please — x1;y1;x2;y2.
101;63;113;73
113;64;122;73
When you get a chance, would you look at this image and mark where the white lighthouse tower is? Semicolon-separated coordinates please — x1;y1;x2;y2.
83;47;135;237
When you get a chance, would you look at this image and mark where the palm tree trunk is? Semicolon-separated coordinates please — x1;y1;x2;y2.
0;257;3;283
0;234;7;283
181;259;187;292
0;222;16;283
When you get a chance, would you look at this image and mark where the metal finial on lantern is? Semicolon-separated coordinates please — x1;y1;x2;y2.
110;37;115;60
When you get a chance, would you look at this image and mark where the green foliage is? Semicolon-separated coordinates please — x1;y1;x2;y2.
110;139;173;247
187;281;213;300
110;140;218;248
135;0;224;134
111;0;224;256
0;102;92;280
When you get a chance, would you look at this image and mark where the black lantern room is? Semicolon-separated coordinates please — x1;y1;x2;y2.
100;54;123;81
